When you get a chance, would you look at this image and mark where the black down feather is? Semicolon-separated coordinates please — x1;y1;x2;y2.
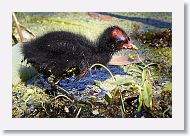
22;26;132;79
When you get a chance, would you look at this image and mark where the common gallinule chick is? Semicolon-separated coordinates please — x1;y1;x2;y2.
22;26;138;85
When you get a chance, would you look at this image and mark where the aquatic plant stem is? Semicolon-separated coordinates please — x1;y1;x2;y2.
12;12;24;42
75;107;82;118
89;63;115;81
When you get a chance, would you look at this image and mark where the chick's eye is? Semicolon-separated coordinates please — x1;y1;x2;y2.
127;36;130;41
116;40;124;45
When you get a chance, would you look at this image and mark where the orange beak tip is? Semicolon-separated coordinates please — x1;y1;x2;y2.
118;43;138;50
133;45;138;50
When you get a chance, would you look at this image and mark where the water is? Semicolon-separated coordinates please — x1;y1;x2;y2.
26;65;126;94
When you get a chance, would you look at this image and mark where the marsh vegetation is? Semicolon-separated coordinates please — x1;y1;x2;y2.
12;12;172;118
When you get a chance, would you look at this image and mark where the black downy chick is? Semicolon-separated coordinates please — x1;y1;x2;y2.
22;26;138;85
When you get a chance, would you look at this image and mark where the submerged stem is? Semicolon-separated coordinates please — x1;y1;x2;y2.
89;63;115;81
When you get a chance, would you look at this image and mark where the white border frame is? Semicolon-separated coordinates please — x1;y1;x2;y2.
0;0;184;130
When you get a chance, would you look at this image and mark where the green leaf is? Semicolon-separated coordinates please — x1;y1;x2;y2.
141;69;146;85
104;92;112;105
112;86;119;102
128;69;142;75
115;78;136;86
12;43;37;85
142;80;152;108
137;92;143;112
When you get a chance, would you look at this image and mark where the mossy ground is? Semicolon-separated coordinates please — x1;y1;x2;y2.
12;12;172;118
